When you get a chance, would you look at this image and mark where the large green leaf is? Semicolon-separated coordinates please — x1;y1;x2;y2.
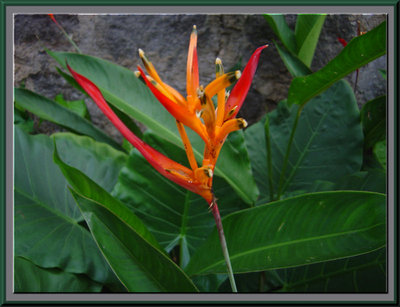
14;88;120;150
53;149;198;292
288;21;386;106
276;248;386;292
246;80;363;203
264;14;297;53
112;131;248;267
14;126;123;286
14;256;102;292
47;50;258;204
185;191;386;276
294;14;326;67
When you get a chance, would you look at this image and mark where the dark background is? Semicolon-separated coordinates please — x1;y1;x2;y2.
14;14;386;141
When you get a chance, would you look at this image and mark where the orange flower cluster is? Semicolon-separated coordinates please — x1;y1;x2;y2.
68;26;267;206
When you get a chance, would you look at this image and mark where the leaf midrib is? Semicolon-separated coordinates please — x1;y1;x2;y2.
193;222;384;275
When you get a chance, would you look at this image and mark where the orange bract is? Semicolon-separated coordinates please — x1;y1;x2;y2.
69;25;267;206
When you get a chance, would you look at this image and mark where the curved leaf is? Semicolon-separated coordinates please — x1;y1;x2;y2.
14;88;120;150
288;20;386;106
14;256;102;292
47;50;258;204
53;148;198;292
14;126;121;286
185;191;386;276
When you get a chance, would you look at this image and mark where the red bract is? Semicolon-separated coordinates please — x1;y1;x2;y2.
68;25;267;206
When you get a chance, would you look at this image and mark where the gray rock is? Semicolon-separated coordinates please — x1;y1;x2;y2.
14;14;386;139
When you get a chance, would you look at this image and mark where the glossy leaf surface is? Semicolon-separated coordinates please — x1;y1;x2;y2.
288;21;386;106
54;149;198;292
48;50;258;204
185;191;386;276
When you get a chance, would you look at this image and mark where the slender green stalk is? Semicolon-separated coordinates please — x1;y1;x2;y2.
264;114;275;202
50;15;82;54
211;202;237;292
57;25;82;54
276;107;302;199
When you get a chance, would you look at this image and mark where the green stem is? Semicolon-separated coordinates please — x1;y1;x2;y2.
276;107;302;200
264;114;275;202
54;21;82;54
211;202;237;292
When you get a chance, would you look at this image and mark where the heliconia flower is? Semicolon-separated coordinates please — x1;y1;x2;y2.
67;64;213;203
67;25;266;206
137;25;267;169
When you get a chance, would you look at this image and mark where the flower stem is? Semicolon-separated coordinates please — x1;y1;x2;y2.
211;202;237;292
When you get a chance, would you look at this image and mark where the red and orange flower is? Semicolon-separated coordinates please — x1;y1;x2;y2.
68;25;267;206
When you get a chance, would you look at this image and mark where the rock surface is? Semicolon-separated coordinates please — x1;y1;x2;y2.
14;14;386;139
